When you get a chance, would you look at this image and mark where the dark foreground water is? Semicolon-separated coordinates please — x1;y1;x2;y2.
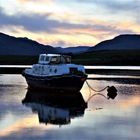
0;74;140;140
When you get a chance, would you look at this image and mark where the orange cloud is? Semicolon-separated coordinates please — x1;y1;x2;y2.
118;21;140;33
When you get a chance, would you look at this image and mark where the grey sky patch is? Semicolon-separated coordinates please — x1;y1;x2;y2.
74;0;140;19
0;9;59;33
75;0;140;11
0;9;85;33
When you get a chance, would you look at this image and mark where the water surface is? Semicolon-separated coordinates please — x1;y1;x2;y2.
0;74;140;140
85;65;140;70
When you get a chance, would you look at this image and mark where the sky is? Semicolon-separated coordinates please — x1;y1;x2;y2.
0;0;140;47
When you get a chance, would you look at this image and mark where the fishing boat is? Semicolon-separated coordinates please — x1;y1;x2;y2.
22;54;87;92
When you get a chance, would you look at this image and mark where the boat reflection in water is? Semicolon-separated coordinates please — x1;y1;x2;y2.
22;90;87;125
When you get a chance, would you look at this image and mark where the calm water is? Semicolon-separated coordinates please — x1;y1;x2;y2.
0;73;140;140
85;66;140;70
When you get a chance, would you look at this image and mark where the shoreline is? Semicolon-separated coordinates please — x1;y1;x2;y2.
0;65;140;76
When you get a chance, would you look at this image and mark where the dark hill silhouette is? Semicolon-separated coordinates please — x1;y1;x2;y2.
88;34;140;52
0;32;57;55
1;32;140;56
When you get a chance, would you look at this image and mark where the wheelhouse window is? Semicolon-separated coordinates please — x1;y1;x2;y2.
45;56;49;62
39;54;50;64
40;55;45;61
65;56;71;63
50;56;58;64
62;56;71;63
51;57;57;62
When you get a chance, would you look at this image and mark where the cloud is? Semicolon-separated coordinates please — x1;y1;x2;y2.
99;0;140;26
18;0;53;4
73;0;140;22
0;9;56;32
75;0;140;12
99;0;140;11
0;7;134;36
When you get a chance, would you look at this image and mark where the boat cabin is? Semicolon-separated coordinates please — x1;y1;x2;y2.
38;54;71;65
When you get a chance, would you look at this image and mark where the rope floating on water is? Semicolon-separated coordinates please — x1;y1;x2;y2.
87;93;107;102
86;81;117;102
86;81;109;92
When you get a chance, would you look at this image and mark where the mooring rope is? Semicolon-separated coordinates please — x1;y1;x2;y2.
86;81;109;102
87;93;107;102
86;81;109;92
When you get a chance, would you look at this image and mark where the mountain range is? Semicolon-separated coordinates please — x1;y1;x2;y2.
0;32;140;55
0;32;57;55
88;34;140;52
